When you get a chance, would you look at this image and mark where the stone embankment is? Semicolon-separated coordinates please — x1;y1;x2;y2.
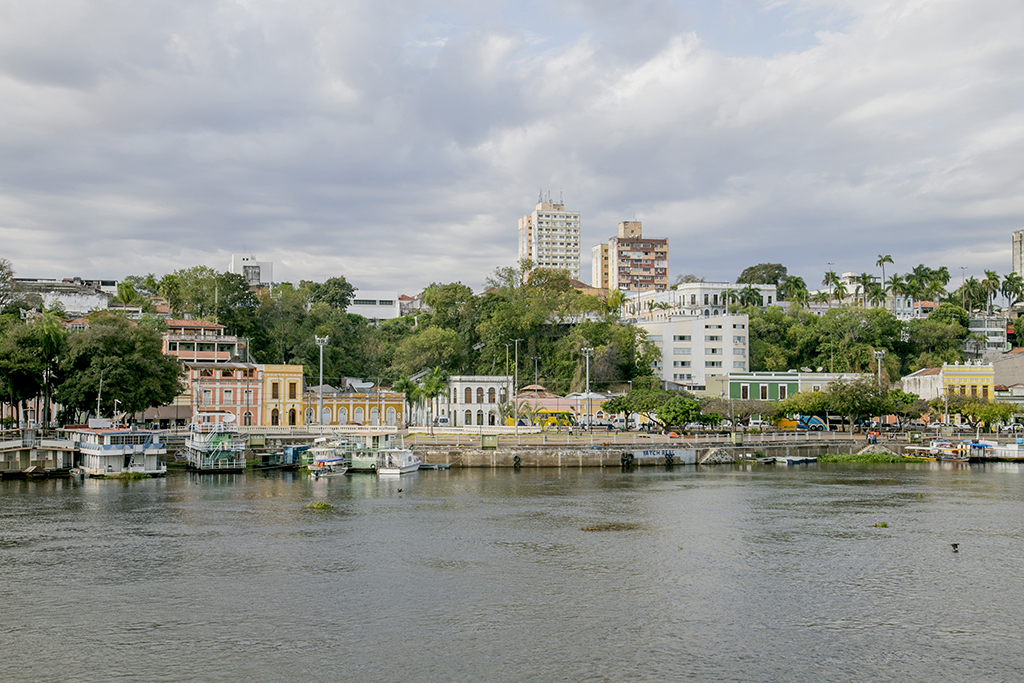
411;438;898;467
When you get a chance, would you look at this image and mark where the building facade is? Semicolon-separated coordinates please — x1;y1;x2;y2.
624;283;778;322
186;362;264;426
304;385;405;426
518;200;581;279
436;375;512;427
637;314;750;391
163;320;247;363
705;371;867;401
229;254;273;287
591;243;609;289
902;362;995;401
347;291;401;321
263;365;305;426
605;221;669;293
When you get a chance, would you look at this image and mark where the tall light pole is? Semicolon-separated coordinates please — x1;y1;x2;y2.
873;349;886;389
582;347;594;430
504;343;512;421
315;335;329;426
532;356;541;421
960;266;966;309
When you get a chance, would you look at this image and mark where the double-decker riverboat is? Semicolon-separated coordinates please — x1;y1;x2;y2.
182;412;247;473
62;419;167;477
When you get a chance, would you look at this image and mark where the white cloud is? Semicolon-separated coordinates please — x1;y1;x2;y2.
0;0;1022;291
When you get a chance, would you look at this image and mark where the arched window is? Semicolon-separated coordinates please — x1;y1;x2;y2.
465;387;473;403
488;388;496;403
271;409;279;426
354;407;364;423
476;410;484;425
488;412;496;425
386;407;397;425
321;407;331;424
288;409;296;426
243;411;252;426
499;388;507;403
338;408;348;424
305;407;315;424
713;309;719;315
370;407;380;426
464;410;472;425
704;309;710;316
476;387;484;403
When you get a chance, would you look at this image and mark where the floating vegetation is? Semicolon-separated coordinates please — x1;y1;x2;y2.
874;522;889;528
305;501;334;510
109;471;151;481
582;523;640;532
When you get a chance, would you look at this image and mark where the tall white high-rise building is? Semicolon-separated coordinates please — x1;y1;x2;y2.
518;199;581;279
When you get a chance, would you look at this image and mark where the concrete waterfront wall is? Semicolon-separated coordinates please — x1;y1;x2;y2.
412;439;894;467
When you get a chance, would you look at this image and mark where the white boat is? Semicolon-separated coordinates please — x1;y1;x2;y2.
62;419;168;477
309;456;349;478
376;449;421;475
182;412;247;473
305;429;407;473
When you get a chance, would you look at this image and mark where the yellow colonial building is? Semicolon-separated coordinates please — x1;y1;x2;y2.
264;364;305;426
941;361;995;401
304;385;405;426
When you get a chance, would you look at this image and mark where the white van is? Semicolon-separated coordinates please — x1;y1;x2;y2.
435;416;451;427
612;416;637;430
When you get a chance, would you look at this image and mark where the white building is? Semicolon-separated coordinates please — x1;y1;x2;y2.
518;199;581;280
435;375;513;427
967;316;1009;357
624;283;778;322
229;254;273;287
346;291;401;320
637;314;750;391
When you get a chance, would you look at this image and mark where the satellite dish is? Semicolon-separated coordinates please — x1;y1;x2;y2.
817;367;823;372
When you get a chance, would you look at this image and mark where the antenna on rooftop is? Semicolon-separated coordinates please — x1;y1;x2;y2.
538;189;543;203
559;190;563;204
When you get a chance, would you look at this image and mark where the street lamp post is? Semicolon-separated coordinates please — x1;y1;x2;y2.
582;347;594;438
315;335;329;426
512;339;523;438
874;349;886;429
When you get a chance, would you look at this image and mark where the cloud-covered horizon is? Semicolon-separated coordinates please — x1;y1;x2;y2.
2;0;1022;294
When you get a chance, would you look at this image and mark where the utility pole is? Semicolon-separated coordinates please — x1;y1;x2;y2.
315;335;329;426
96;370;103;419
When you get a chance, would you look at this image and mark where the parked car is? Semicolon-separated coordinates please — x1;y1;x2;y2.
999;422;1024;433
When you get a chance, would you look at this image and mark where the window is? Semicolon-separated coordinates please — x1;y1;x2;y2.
223;390;232;405
705;361;722;367
982;386;988;399
243;411;252;426
673;361;691;367
733;348;745;355
733;361;746;369
353;299;375;305
464;410;472;425
779;385;787;400
733;323;745;329
244;390;253;405
760;385;769;400
272;383;279;400
705;324;722;329
733;336;746;344
704;294;709;305
648;335;663;342
690;295;696;305
476;411;484;425
378;300;394;306
288;409;296;426
288;383;296;400
201;368;214;377
476;388;484;403
221;369;234;378
705;335;722;341
706;348;722;355
271;409;279;426
488;388;496;403
741;385;749;400
465;387;473;403
673;348;691;355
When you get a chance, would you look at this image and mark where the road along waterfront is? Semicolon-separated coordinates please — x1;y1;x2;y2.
3;462;1023;683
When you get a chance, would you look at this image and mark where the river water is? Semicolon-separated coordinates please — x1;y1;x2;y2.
2;463;1023;683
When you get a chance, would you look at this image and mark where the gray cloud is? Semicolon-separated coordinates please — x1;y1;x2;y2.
0;0;1022;293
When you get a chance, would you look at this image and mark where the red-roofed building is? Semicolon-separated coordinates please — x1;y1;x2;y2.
162;319;247;363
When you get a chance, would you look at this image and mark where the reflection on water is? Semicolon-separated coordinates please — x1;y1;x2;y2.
2;463;1024;683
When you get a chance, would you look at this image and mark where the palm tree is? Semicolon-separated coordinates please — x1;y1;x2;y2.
856;272;874;308
392;377;421;427
982;270;1001;314
867;284;886;308
783;276;808;309
876;255;893;299
420;367;448;435
962;277;984;313
739;285;762;309
1002;272;1024;311
886;273;905;315
822;270;839;307
832;281;848;306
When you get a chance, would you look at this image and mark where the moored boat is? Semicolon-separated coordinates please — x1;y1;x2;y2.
182;412;247;473
62;419;168;477
376;449;421;475
308;456;349;478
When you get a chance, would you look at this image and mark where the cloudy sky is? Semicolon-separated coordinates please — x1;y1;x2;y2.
2;0;1023;294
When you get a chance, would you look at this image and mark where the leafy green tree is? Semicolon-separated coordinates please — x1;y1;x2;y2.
657;395;701;429
55;314;183;420
303;276;356;311
392;327;464;376
392;376;421;427
737;263;788;286
889;389;928;429
0;257;15;311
